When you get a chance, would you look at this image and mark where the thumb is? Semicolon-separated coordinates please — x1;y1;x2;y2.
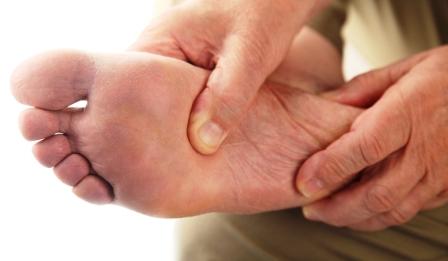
188;37;272;154
321;52;428;108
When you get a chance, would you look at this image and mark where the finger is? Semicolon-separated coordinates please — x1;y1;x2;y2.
321;51;429;107
301;150;425;227
11;50;95;110
349;178;438;231
188;36;273;154
19;108;82;141
296;88;412;199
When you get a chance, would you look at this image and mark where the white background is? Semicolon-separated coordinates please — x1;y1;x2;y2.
0;1;370;260
0;1;177;261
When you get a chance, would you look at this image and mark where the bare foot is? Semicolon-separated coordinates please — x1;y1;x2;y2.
11;50;360;217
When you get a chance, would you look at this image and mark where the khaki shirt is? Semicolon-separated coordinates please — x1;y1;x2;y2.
311;0;448;67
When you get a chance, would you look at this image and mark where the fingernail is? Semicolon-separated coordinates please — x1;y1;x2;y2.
302;207;319;221
301;178;324;198
198;121;225;149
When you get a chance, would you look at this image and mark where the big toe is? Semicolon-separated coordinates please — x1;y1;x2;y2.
11;50;95;110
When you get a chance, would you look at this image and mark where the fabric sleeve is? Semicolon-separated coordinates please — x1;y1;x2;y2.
307;0;348;53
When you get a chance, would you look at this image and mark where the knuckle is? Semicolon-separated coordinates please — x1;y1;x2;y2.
364;185;397;214
382;207;414;226
232;34;274;76
358;132;385;165
319;156;352;186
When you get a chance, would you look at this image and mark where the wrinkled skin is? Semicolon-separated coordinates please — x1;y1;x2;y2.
297;46;448;231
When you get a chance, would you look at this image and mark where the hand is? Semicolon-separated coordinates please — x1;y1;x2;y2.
130;0;322;154
296;46;448;231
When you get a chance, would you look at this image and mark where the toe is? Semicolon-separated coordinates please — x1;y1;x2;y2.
11;50;95;110
54;154;90;186
73;175;114;204
32;135;72;167
19;108;81;141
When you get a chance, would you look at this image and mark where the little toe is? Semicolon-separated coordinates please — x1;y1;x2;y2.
11;50;95;110
73;175;114;204
32;134;72;167
54;154;90;186
19;108;81;141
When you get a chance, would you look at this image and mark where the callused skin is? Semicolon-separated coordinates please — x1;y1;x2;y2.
12;50;360;217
